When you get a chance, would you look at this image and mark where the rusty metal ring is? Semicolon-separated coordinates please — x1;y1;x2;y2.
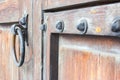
11;25;25;67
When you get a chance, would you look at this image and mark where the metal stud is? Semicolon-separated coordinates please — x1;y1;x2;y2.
111;17;120;32
56;21;64;32
77;19;88;34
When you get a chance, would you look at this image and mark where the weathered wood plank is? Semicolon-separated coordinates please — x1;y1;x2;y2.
116;57;120;80
0;0;19;23
18;0;34;80
56;35;120;80
43;0;120;10
45;3;120;37
44;1;120;80
0;26;19;80
59;47;98;80
99;56;115;80
33;0;42;80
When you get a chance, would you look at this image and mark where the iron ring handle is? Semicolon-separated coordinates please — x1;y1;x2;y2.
11;24;25;67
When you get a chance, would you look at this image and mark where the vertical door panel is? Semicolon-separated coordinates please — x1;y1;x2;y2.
0;25;19;80
0;0;20;79
18;0;33;80
57;35;120;80
33;0;42;80
117;62;120;80
0;0;34;80
59;48;99;80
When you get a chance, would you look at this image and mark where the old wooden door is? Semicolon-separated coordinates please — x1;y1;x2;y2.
0;0;37;80
42;0;120;80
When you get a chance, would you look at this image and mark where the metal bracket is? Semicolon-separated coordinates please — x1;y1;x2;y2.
40;16;49;31
10;13;28;67
11;14;29;45
40;23;47;31
19;14;29;45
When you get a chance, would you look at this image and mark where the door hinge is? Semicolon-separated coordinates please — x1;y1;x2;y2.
40;23;47;31
40;15;48;31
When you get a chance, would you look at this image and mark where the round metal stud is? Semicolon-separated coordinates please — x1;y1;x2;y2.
56;21;64;32
111;17;120;32
77;19;88;34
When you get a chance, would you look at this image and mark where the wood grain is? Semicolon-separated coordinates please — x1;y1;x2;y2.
56;35;120;80
43;0;120;10
18;0;33;80
0;0;19;23
33;0;42;80
0;26;19;80
45;3;120;37
43;1;120;80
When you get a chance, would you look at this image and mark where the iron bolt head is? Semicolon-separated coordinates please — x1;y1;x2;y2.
56;21;64;32
111;18;120;32
77;19;88;34
40;24;47;31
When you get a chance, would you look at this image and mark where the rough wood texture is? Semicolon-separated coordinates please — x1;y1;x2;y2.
33;0;42;80
0;26;19;80
57;35;120;80
44;2;120;80
45;3;120;37
0;0;19;23
0;0;43;80
18;0;34;80
43;0;120;10
45;33;120;80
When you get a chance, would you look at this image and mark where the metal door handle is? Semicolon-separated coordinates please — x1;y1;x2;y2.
11;25;25;67
10;14;28;67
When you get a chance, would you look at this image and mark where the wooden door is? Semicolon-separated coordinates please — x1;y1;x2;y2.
0;0;35;80
42;1;120;80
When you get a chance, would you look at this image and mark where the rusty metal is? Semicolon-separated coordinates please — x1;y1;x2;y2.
10;14;28;67
111;17;120;32
77;19;88;34
56;21;64;32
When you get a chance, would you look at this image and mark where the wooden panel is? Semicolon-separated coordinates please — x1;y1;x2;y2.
18;0;34;80
0;25;19;80
0;0;43;80
116;62;120;80
59;48;98;80
44;1;120;80
33;0;42;80
51;35;120;80
45;2;120;37
0;0;19;23
43;0;119;10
